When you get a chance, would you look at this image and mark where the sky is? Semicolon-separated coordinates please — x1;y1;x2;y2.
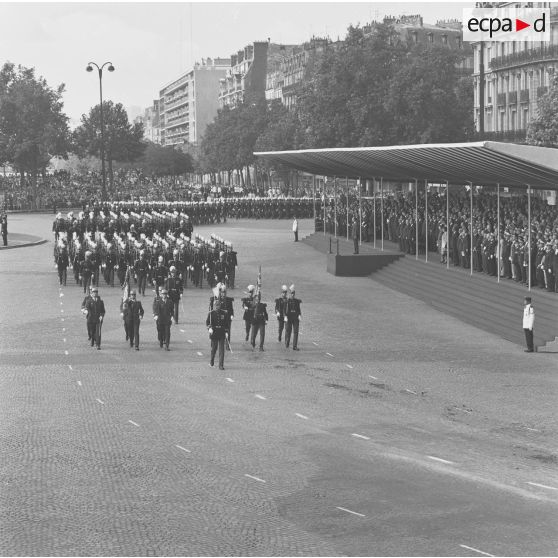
0;1;469;128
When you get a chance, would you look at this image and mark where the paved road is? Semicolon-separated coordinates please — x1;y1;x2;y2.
1;214;557;556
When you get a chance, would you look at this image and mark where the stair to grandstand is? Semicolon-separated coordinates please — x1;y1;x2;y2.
370;255;558;350
303;232;558;350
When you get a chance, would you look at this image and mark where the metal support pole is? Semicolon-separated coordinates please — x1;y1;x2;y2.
380;177;384;251
528;184;531;291
497;183;500;284
346;176;349;241
469;181;473;276
446;180;450;270
373;178;376;249
312;175;316;231
415;178;418;260
323;176;326;236
425;179;428;263
334;176;337;238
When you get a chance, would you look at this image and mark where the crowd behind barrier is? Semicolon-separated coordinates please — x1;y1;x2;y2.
316;189;558;293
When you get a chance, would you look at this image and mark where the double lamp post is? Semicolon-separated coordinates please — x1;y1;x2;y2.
86;61;115;201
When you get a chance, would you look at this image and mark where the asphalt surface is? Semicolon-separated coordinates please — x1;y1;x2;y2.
1;214;557;556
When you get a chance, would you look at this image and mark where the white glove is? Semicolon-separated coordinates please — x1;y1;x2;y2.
299;315;302;321
139;315;143;320
284;317;288;323
120;312;124;319
153;315;158;321
208;328;214;335
276;312;280;317
99;316;103;322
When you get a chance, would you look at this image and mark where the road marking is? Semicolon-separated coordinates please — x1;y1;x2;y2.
325;352;334;357
59;293;64;298
244;474;266;483
336;506;365;518
68;365;73;370
64;350;69;355
459;545;494;557
404;389;417;395
352;433;370;440
427;456;454;465
128;420;140;427
60;302;63;305
180;329;185;333
346;364;353;369
175;445;191;453
295;413;308;420
226;378;235;383
526;481;558;491
187;339;192;344
312;342;319;346
525;427;540;432
368;375;378;380
255;394;267;400
77;381;82;386
96;398;105;405
62;328;66;332
63;338;66;343
61;318;64;322
196;351;203;356
61;309;64;313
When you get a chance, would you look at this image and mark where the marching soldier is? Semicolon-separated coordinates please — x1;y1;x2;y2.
241;285;256;342
206;298;230;370
81;285;94;341
250;293;268;351
165;266;183;323
80;251;94;294
121;290;144;350
84;287;105;350
274;285;288;342
214;251;229;285
56;241;69;286
152;255;169;297
209;283;234;347
284;284;302;351
152;288;174;350
134;250;150;296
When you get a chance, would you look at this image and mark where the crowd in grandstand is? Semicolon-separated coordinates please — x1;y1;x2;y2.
319;189;558;293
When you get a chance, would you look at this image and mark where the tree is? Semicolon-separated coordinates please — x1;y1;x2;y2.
0;62;70;208
527;75;558;148
73;101;146;190
137;142;193;176
384;46;474;144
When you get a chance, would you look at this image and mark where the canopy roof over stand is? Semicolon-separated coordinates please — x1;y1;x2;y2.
254;141;558;190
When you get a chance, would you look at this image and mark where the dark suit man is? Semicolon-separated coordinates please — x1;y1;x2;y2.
250;295;269;351
122;290;144;350
206;299;231;370
165;267;183;323
274;286;288;342
153;288;174;350
284;286;302;351
85;287;105;349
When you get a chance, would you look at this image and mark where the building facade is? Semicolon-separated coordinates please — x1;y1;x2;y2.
472;2;558;136
219;41;296;108
159;58;230;148
142;100;160;144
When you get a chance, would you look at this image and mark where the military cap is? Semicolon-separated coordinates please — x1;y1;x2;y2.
160;288;168;294
130;290;136;296
91;287;99;292
170;266;176;272
247;285;255;292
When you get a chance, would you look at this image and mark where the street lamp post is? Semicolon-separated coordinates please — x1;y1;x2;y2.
86;61;115;200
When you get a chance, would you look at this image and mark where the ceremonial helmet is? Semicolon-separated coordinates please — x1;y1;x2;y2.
281;284;288;292
247;284;255;293
169;266;176;273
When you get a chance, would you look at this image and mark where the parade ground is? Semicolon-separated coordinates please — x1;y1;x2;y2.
1;214;558;556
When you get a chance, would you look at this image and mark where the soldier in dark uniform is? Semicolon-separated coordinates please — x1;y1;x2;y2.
80;251;94;293
213;251;229;285
209;284;234;347
134;250;150;296
103;244;117;287
241;285;256;342
1;213;8;246
84;287;105;350
250;293;268;351
81;286;94;341
152;255;169;297
274;285;288;342
165;266;183;323
121;290;144;350
56;242;69;286
206;298;231;370
152;288;174;350
284;285;302;351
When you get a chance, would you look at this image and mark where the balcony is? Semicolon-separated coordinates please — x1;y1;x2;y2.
508;91;517;105
472;129;527;143
497;92;506;106
519;89;529;103
490;44;558;71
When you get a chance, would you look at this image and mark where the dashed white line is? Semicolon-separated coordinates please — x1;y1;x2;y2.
196;351;203;356
244;474;266;483
77;381;82;386
60;302;63;305
352;433;370;440
62;328;66;332
187;340;192;344
64;350;69;355
295;413;308;420
336;506;365;518
61;318;64;322
68;365;73;370
180;329;185;333
526;481;558;491
427;456;454;465
175;445;191;453
404;389;417;395
61;309;64;313
459;544;494;557
346;364;353;369
325;352;334;357
226;378;235;383
255;394;267;400
63;338;66;343
312;342;319;346
525;427;540;432
96;398;105;405
128;420;140;427
368;375;378;380
59;293;64;298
